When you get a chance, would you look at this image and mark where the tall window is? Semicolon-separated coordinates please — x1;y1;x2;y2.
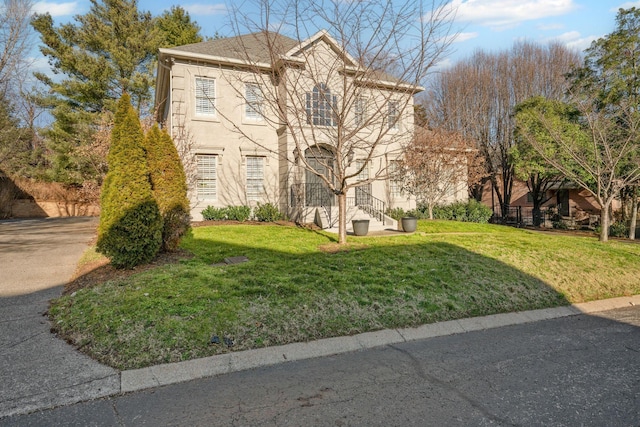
245;83;263;120
356;159;369;181
196;154;217;199
246;156;265;201
306;83;337;126
389;160;402;197
388;101;399;130
195;77;216;116
354;96;367;127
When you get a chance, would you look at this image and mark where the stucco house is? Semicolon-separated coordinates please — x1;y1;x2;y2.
154;30;418;227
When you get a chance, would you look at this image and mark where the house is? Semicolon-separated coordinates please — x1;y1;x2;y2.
154;30;418;226
481;179;619;227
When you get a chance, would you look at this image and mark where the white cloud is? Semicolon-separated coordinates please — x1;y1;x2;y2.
452;31;479;43
438;0;578;30
543;31;598;53
184;3;227;16
613;2;640;11
32;1;77;17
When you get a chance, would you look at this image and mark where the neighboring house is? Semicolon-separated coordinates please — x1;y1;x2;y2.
155;30;417;224
481;179;619;226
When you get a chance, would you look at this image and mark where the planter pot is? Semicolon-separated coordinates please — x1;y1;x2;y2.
352;219;370;236
401;216;418;233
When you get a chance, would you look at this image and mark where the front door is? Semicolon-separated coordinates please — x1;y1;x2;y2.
305;148;334;206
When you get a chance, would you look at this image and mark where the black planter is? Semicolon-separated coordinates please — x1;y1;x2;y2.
352;219;370;236
401;216;417;233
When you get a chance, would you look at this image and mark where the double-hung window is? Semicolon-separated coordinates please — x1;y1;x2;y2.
354;96;367;127
306;83;337;126
246;156;265;201
195;77;216;116
389;160;403;197
245;83;263;120
196;154;217;199
388;101;399;130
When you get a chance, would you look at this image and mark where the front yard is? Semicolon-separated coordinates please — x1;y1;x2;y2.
50;221;640;370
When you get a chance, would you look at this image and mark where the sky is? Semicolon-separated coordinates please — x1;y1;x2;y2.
29;0;638;71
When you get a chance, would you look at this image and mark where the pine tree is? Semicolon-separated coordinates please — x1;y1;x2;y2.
145;124;190;251
97;94;162;268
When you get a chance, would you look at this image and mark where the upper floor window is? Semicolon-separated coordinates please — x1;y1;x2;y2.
196;154;217;199
245;83;263;120
306;83;337;126
354;96;367;127
195;77;216;116
388;101;399;130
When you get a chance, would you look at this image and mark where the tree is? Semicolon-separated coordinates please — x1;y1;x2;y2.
0;0;33;98
213;0;455;244
401;127;475;219
97;94;162;268
515;96;640;242
145;124;190;251
516;7;640;242
510;131;563;227
425;41;580;218
155;5;203;48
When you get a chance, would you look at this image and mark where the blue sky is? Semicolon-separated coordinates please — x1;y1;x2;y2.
30;0;636;69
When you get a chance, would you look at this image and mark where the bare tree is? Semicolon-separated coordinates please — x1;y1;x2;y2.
425;41;581;218
401;127;476;219
0;0;33;97
211;0;456;243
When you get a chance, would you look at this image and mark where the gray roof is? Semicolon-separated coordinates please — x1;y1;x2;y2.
169;32;300;63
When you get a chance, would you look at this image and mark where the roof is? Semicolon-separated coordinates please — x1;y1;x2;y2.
168;32;300;64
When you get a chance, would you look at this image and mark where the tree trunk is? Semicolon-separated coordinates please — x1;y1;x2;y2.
337;192;347;244
630;188;638;240
428;203;434;220
532;204;542;227
600;202;610;242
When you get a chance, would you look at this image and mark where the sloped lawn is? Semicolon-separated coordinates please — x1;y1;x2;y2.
49;221;640;370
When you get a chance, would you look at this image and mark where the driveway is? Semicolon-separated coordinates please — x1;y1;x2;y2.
0;217;119;418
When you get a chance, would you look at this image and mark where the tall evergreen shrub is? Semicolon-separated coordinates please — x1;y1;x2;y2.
96;94;162;268
145;124;190;251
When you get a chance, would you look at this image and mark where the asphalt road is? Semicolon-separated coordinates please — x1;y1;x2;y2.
4;305;639;426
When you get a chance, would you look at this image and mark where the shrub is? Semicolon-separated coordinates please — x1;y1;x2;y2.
145;125;190;252
201;206;227;220
97;94;162;269
432;200;492;223
386;207;405;221
254;202;282;222
610;221;629;237
226;205;251;221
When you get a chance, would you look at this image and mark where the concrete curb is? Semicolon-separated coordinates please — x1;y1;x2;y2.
120;294;640;394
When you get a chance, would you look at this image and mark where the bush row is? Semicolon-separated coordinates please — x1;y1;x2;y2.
202;202;284;222
386;200;492;224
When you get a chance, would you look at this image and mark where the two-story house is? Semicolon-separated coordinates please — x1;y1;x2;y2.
155;30;419;226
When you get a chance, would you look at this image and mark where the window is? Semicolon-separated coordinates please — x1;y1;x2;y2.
388;101;399;130
389;160;402;197
195;77;215;116
196;154;217;198
245;83;263;120
246;156;265;201
356;159;369;181
354;96;367;127
306;83;337;126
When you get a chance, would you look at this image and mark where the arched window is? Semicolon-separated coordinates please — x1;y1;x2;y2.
306;83;337;126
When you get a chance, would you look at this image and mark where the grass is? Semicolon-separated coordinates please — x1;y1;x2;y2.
49;220;640;370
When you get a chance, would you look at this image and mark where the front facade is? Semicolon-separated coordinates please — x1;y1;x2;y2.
155;31;417;223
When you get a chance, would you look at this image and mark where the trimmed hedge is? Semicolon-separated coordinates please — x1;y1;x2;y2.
428;200;493;223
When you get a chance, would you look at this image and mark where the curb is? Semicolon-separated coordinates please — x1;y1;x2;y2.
120;294;640;394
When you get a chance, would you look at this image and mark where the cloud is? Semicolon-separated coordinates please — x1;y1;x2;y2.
438;0;578;30
613;2;640;11
184;3;227;16
452;32;479;43
32;1;78;17
543;31;598;53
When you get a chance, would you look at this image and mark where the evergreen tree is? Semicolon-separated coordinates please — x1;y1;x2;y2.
145;124;190;251
155;5;203;48
97;94;162;268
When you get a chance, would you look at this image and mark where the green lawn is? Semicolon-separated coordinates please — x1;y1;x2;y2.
49;221;640;370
